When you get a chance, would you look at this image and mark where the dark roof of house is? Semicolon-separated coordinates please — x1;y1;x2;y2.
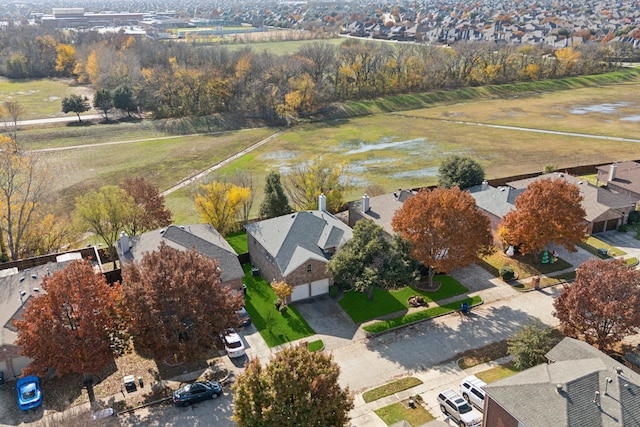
244;210;352;276
118;224;244;283
597;161;640;198
483;337;640;427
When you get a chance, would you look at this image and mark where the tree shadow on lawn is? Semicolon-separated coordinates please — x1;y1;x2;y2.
339;276;469;324
363;304;545;375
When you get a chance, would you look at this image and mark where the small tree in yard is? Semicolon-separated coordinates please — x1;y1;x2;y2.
327;219;419;299
93;88;113;121
61;94;90;122
553;258;640;350
259;171;293;219
122;242;243;363
508;320;556;370
499;178;586;260
14;260;128;404
233;344;353;427
392;187;493;289
272;280;292;309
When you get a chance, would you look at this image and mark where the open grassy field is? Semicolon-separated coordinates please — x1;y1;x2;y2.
0;77;92;119
7;70;640;225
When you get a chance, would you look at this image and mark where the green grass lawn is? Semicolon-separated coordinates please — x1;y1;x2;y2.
363;296;483;334
307;339;324;352
580;236;626;257
242;264;315;347
475;364;520;383
374;399;435;427
339;276;469;323
363;377;423;403
226;230;248;254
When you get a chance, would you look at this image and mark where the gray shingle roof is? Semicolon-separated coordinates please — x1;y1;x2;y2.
484;338;640;427
468;184;523;218
245;211;352;276
119;224;244;283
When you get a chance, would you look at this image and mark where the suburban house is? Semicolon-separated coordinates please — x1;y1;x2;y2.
482;337;640;427
507;172;635;234
468;180;525;234
596;161;640;203
245;207;353;302
0;247;105;380
117;224;244;292
348;189;420;237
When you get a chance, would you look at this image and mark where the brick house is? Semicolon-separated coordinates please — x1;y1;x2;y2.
117;224;245;292
244;210;352;302
596;161;640;203
483;337;640;426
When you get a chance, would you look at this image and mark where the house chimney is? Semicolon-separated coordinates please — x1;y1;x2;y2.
609;163;617;182
318;193;326;212
481;180;488;191
362;194;370;213
119;231;130;254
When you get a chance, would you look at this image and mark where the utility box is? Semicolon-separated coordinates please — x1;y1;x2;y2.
123;375;137;393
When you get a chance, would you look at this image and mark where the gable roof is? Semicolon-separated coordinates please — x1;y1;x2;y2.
484;337;640;427
507;172;633;222
597;161;640;198
468;183;523;218
245;211;352;276
119;224;244;283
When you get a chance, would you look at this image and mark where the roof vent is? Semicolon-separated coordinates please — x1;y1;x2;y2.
31;274;37;279
616;367;623;375
556;384;563;393
593;391;600;406
19;276;25;282
160;228;165;234
33;287;40;293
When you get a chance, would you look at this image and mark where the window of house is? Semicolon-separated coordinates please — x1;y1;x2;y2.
307;264;312;272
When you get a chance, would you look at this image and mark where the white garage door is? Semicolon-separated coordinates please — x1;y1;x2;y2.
290;284;309;302
310;279;329;297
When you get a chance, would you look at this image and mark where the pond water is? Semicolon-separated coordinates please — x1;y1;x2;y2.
620;115;640;122
569;102;631;115
343;137;428;155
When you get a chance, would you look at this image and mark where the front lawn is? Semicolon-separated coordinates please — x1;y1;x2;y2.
242;264;315;347
479;251;571;280
339;276;469;323
363;377;423;403
579;236;626;258
375;399;435;426
475;364;520;383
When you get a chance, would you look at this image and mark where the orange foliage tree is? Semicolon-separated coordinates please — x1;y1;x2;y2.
14;260;128;402
553;258;640;350
121;242;243;363
120;176;172;236
499;178;586;259
391;187;493;288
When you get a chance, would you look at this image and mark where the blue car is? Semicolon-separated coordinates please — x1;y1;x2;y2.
16;375;42;411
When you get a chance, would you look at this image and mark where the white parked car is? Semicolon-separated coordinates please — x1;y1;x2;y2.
437;388;483;427
460;375;487;412
219;328;246;358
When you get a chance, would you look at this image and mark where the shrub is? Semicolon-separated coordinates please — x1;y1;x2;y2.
500;266;515;281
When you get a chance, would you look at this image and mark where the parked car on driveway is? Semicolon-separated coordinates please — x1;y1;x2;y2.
460;375;487;411
236;307;251;328
437;388;482;427
220;328;246;358
172;381;223;406
16;375;42;411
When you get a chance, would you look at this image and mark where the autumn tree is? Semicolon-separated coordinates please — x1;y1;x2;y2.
230;170;255;224
438;155;485;190
283;157;347;213
14;260;128;403
55;44;76;76
21;209;77;257
121;242;243;363
259;171;293;219
194;181;251;237
120;177;172;236
1;100;26;142
0;136;50;260
74;186;137;262
327;219;419;299
232;344;353;427
272;280;292;307
61;95;91;122
553;258;640;350
93;88;113;121
499;178;586;259
392;187;493;288
507;320;556;370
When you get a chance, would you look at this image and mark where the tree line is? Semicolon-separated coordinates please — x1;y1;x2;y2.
0;25;625;124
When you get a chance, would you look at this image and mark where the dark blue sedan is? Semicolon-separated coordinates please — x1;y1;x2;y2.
172;381;222;406
16;375;42;411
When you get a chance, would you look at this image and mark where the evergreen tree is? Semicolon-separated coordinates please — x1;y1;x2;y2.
260;171;293;218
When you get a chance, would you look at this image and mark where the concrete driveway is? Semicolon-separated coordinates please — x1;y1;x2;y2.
594;229;640;262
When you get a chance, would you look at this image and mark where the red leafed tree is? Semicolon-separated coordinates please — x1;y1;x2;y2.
553;258;640;350
120;177;172;236
499;178;586;258
391;187;493;288
14;260;128;402
121;242;243;363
